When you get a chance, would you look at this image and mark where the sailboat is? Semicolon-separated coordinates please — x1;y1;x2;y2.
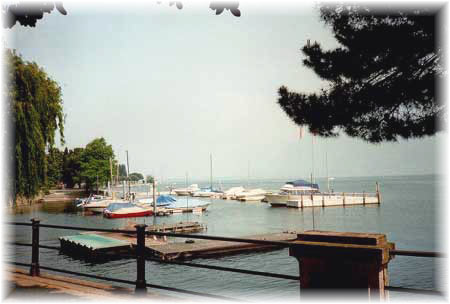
191;154;222;197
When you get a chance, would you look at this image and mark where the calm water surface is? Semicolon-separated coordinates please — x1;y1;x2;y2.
7;175;444;301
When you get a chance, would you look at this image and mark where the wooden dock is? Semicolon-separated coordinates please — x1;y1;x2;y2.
6;267;172;300
145;232;299;260
122;221;206;233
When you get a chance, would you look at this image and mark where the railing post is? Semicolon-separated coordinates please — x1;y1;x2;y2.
30;218;40;276
135;224;147;293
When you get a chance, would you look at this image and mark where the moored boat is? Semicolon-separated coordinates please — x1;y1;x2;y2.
80;199;128;213
191;187;222;198
173;184;200;196
220;186;245;199
235;188;268;201
103;202;153;218
265;180;319;207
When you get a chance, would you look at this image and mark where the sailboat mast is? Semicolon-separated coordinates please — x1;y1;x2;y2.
247;160;250;189
210;153;213;189
326;151;329;193
311;133;315;184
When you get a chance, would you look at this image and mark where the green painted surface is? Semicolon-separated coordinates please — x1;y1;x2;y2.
59;234;130;250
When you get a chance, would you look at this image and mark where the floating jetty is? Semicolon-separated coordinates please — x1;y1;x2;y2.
146;232;298;260
59;234;132;257
60;226;298;261
285;192;380;208
122;221;207;233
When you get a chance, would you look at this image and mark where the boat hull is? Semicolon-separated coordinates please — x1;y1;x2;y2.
174;191;191;196
83;206;108;213
104;210;153;219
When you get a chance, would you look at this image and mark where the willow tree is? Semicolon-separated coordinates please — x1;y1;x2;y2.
278;5;442;143
6;49;65;200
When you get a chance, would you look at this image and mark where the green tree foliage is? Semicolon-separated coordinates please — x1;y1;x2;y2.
129;172;144;182
7;49;65;199
2;1;240;29
277;5;442;143
2;2;67;28
146;175;154;184
80;138;114;191
46;147;63;187
62;147;84;188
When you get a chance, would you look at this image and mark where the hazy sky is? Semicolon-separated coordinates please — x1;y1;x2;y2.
5;1;443;181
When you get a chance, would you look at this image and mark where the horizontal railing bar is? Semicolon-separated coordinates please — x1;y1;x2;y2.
39;224;136;234
8;262;241;301
146;231;292;247
6;222;31;226
107;253;298;280
386;286;442;296
7;262;443;299
7;222;442;258
144;256;299;280
390;250;443;258
39;245;61;250
144;282;245;301
7;261;31;267
7;242;32;247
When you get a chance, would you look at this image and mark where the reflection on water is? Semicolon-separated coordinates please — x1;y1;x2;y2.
7;175;441;300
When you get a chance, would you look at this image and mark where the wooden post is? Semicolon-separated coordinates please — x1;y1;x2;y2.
109;158;114;199
376;182;381;204
135;224;147;293
152;179;156;216
289;231;395;301
322;194;325;207
343;192;346;206
301;194;303;209
363;191;366;205
30;218;40;276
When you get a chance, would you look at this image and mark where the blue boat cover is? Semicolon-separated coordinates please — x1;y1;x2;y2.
105;202;138;212
157;195;177;205
286;179;319;189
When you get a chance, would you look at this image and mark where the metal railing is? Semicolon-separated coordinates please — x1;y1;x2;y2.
6;219;444;300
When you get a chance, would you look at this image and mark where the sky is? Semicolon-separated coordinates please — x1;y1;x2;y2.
4;1;444;181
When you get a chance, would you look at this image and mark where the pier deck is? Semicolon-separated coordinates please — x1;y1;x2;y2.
6;267;172;300
146;232;298;260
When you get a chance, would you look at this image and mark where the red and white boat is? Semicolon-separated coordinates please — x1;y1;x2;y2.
103;202;153;219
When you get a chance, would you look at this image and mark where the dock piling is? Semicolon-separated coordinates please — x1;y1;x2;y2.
30;218;40;276
135;224;147;293
289;231;395;301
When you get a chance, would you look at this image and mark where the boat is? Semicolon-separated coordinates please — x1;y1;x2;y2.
173;184;200;196
103;202;153;219
235;188;268;201
80;199;128;213
191;187;222;198
220;186;245;199
75;194;108;206
265;180;319;207
165;196;210;209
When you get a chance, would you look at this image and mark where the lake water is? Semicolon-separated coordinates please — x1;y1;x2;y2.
7;174;445;301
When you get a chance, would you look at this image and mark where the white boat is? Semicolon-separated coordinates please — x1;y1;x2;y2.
235;188;268;201
166;196;210;209
173;184;200;196
220;186;245;199
81;199;128;213
75;194;108;206
265;180;319;207
267;179;381;208
191;187;222;198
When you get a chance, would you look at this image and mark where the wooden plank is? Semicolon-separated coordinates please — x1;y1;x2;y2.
146;233;298;260
6;267;173;300
298;230;387;245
